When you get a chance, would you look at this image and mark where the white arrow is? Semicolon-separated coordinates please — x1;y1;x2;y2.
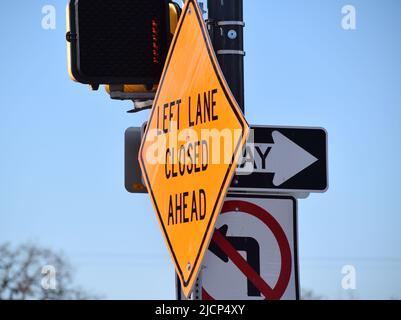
236;131;318;186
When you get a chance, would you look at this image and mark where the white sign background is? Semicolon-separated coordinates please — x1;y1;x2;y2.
201;194;299;300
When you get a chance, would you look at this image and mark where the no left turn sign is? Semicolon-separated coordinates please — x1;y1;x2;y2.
178;194;299;300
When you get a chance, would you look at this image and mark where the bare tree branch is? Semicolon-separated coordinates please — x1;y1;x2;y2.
0;243;98;300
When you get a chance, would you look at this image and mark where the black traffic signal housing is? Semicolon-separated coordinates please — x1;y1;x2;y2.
66;0;180;90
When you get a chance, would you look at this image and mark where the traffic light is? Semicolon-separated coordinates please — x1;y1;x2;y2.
66;0;179;90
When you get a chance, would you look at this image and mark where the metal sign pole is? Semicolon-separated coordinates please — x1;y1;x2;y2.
176;269;203;300
207;0;245;113
192;269;203;300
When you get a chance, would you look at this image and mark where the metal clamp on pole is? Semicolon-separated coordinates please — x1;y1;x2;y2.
217;49;246;56
216;20;245;27
206;20;245;27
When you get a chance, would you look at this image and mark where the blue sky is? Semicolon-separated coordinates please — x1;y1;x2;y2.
0;0;400;299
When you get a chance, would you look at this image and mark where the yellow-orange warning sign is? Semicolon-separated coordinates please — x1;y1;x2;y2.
139;0;249;298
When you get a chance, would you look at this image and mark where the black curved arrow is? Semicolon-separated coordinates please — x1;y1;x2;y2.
209;225;261;297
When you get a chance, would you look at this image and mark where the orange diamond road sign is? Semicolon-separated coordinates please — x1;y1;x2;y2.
139;0;249;298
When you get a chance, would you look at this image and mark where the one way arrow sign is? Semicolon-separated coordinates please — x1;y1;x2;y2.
230;126;328;194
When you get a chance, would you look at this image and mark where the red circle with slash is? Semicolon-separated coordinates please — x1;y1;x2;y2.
203;200;292;300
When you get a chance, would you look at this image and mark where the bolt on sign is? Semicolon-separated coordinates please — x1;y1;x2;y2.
139;0;249;298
